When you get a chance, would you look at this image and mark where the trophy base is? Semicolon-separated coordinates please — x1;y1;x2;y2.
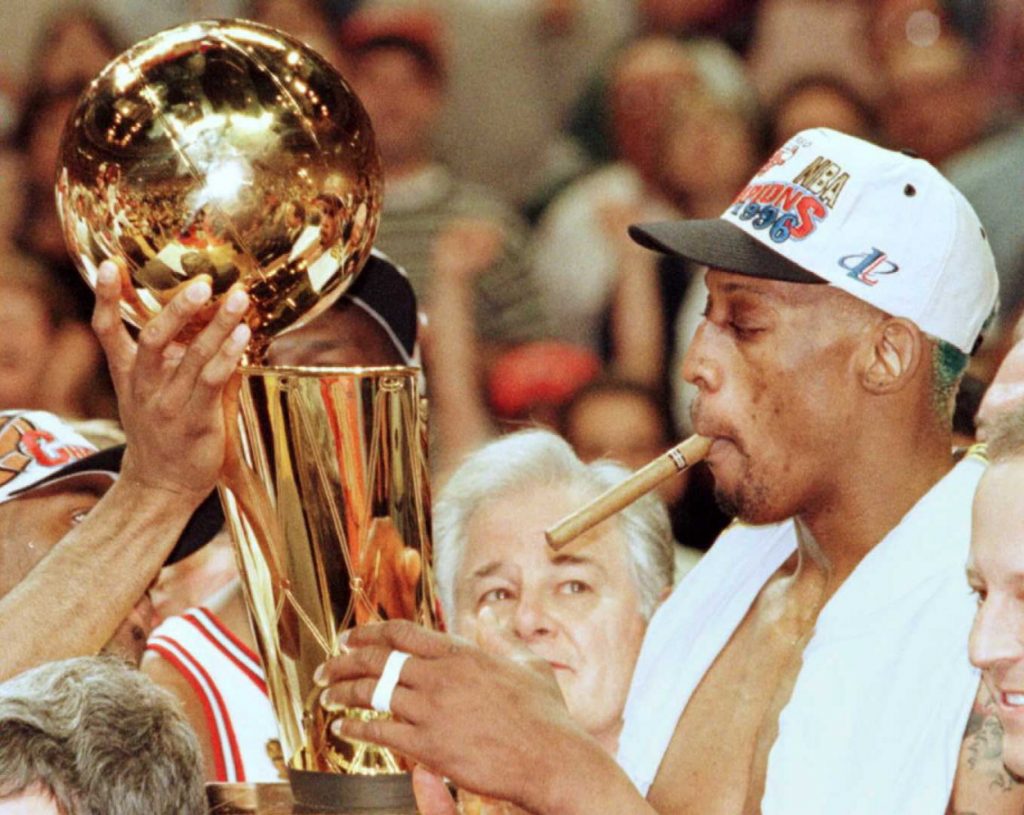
288;769;417;813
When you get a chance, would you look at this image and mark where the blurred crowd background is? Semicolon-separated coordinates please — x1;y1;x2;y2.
1;0;1022;555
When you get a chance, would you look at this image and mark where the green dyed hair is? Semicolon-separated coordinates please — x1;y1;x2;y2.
931;338;969;423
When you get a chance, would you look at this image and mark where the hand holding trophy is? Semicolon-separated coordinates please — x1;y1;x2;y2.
58;19;433;813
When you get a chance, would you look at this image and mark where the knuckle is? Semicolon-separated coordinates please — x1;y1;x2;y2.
353;648;381;674
446;638;464;658
391;619;416;641
362;719;384;743
357;677;377;705
138;323;164;349
90;310;110;334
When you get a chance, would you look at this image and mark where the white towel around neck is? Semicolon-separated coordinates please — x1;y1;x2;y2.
618;455;984;815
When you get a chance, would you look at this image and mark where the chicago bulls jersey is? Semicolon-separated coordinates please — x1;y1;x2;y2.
147;607;281;783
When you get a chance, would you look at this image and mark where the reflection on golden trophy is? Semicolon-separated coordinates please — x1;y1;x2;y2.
221;364;434;811
56;17;380;352
56;19;433;813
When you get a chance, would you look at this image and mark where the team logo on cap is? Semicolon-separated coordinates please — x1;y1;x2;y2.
839;248;900;286
755;143;800;177
728;155;850;245
0;416;94;488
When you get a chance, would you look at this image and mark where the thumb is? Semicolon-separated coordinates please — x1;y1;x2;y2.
412;765;458;815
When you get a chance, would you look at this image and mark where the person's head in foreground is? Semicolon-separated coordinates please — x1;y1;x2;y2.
630;127;997;524
968;409;1024;779
0;410;222;663
432;429;674;752
0;656;204;815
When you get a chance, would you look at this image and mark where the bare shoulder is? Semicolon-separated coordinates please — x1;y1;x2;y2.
948;682;1024;814
140;647;218;779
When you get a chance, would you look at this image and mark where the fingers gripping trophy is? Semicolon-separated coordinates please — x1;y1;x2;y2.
56;20;435;812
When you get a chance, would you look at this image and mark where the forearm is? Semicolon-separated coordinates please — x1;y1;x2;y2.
523;727;658;815
611;251;664;389
428;280;493;474
0;479;200;680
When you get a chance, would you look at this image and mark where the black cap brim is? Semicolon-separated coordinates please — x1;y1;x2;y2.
18;444;224;566
336;251;418;364
628;219;826;285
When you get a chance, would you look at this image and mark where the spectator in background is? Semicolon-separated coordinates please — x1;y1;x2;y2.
0;656;205;815
767;74;879;146
745;0;882;108
90;0;244;44
975;313;1024;442
338;4;551;362
420;0;634;209
249;0;345;69
532;37;754;388
485;341;602;430
0;149;25;247
13;83;103;350
425;215;598;476
635;0;757;52
15;85;85;262
23;6;119;96
880;27;995;168
985;0;1024;104
0;252;115;420
874;3;1024;348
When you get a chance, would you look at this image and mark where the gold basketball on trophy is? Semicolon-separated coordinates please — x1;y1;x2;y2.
56;18;381;354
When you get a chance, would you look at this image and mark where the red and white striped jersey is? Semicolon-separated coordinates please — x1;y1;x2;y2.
147;607;281;783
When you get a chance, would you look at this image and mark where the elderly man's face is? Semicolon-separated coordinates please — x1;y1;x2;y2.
0;477;156;665
453;485;647;750
684;269;868;523
968;457;1024;777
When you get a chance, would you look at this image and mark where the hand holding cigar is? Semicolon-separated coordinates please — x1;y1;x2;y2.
544;434;712;550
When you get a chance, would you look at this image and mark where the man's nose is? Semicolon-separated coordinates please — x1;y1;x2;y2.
969;595;1024;672
512;591;555;641
681;321;722;393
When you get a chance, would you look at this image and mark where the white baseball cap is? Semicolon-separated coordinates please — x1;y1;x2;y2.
630;127;998;354
0;410;224;565
0;411;109;505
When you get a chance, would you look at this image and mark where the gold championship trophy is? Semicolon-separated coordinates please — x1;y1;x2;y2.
56;20;434;813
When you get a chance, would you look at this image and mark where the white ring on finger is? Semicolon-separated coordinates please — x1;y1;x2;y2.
371;650;411;714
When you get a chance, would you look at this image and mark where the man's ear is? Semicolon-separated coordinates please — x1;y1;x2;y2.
859;318;924;394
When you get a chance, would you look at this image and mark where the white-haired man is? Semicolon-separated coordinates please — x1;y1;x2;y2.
0;656;205;814
433;429;674;754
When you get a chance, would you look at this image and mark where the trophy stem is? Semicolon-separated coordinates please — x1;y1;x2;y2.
288;770;417;813
219;366;433;813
